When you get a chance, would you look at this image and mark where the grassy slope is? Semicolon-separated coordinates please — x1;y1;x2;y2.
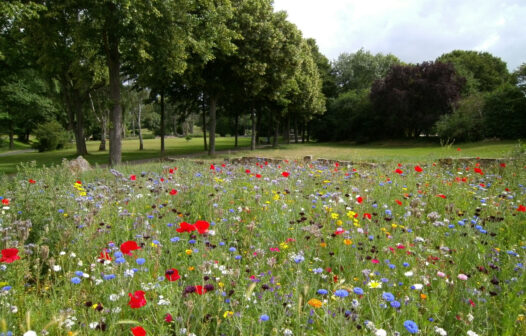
0;139;32;153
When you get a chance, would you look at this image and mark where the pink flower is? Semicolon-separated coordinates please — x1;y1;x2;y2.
437;271;446;278
457;274;468;281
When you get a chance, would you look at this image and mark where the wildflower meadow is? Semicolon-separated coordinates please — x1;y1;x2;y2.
0;157;525;336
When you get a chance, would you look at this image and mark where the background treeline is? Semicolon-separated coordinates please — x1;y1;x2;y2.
1;1;525;165
312;49;526;143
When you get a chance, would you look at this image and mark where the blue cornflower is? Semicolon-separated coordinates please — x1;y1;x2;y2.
136;258;146;265
334;289;349;298
317;289;329;295
71;277;81;284
353;287;364;295
170;237;180;243
390;300;401;308
403;262;410;267
103;274;116;280
75;271;84;277
403;320;419;333
114;251;123;258
382;292;395;302
1;286;12;292
260;314;270;321
313;267;323;274
235;255;242;260
115;257;126;264
188;239;196;244
229;247;237;252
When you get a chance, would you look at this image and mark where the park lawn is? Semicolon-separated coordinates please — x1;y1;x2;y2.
0;139;33;153
0;136;250;175
195;139;524;163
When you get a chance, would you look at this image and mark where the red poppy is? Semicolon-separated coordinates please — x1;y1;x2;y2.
457;148;461;151
0;248;20;263
29;179;36;184
517;205;526;212
131;326;146;336
395;200;402;206
245;169;251;174
333;229;345;235
474;167;484;175
100;250;112;261
128;290;147;308
255;174;262;179
414;165;423;172
335;162;339;167
169;189;178;196
363;213;372;220
1;199;9;205
160;178;165;182
120;241;141;256
500;163;506;168
395;169;403;174
210;164;215;170
356;196;363;204
165;268;181;281
130;175;136;181
437;194;446;199
176;222;196;233
169;168;175;174
165;313;174;323
194;220;210;234
195;285;207;295
282;172;290;177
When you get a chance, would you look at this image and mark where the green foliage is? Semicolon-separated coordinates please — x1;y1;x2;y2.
437;50;510;93
483;84;526;139
435;94;486;142
310;89;372;142
513;62;526;94
332;48;401;93
32;120;69;152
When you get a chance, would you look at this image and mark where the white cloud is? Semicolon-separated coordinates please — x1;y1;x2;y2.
273;0;526;70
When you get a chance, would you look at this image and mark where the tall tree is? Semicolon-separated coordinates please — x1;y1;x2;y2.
513;63;526;95
370;61;465;138
437;50;510;93
332;48;401;93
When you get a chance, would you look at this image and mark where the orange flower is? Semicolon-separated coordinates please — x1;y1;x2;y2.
420;293;427;300
307;299;323;308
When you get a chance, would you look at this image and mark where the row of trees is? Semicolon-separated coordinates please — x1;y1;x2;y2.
312;49;526;142
0;0;325;163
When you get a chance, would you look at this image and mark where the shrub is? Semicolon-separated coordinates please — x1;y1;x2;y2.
32;120;69;152
435;94;485;142
483;84;526;139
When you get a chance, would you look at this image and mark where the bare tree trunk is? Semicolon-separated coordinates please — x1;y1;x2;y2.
250;107;256;151
234;110;239;147
306;122;310;143
301;121;306;143
208;94;217;155
272;114;279;149
74;97;88;156
100;112;107;151
202;99;207;151
105;27;122;166
137;103;143;150
294;117;299;143
286;114;291;144
160;91;165;158
8;126;14;150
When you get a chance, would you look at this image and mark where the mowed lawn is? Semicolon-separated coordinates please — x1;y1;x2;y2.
0;138;523;174
0;137;250;174
199;139;523;163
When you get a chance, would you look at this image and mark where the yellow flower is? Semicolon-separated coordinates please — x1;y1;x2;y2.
331;213;339;219
188;266;195;271
280;242;289;249
336;220;343;226
223;311;234;318
343;239;352;245
367;280;382;289
346;211;356;218
273;194;280;201
320;242;327;248
185;249;193;255
307;298;323;308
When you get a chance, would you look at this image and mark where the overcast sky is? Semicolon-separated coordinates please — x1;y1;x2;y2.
273;0;525;71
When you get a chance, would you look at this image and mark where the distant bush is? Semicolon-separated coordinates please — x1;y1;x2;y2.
435;94;485;142
483;84;526;139
32;120;69;152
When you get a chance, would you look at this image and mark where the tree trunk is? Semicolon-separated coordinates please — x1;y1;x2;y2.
8;127;14;150
138;104;144;150
272;115;279;149
256;108;261;145
104;27;122;166
301;121;306;143
294;117;299;143
160;91;165;158
234;110;239;147
202;99;207;151
286;115;291;144
306;122;310;143
208;94;217;155
100;112;107;151
250;107;256;151
74;97;88;156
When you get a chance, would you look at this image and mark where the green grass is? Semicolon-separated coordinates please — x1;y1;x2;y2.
0;136;250;174
0;139;32;153
194;139;524;163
